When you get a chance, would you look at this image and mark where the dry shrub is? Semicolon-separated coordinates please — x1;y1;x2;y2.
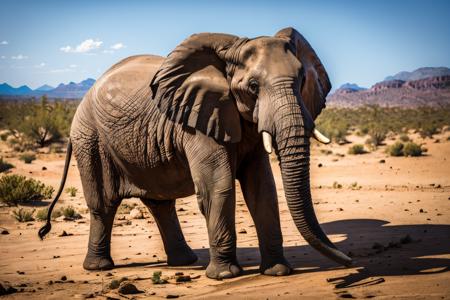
0;174;54;206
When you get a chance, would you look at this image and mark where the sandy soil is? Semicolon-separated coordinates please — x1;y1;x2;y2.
0;133;449;299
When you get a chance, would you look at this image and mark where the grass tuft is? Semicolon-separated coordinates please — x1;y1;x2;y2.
12;208;35;222
65;186;78;197
348;144;366;155
19;152;36;164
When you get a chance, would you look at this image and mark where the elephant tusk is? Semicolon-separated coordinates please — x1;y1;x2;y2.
313;128;331;144
262;131;273;154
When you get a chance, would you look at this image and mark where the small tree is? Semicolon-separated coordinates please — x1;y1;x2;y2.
17;96;63;147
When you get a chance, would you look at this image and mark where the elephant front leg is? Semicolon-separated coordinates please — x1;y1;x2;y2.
237;144;291;276
83;205;118;270
141;198;197;266
197;180;241;279
188;146;241;280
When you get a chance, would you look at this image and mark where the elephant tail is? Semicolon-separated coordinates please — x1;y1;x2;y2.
38;139;73;240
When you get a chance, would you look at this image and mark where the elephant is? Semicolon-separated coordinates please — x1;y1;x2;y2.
39;27;352;280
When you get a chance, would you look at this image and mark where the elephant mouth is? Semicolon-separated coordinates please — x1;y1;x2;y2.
261;128;330;154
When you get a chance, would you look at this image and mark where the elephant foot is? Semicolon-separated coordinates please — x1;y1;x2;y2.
83;254;115;271
206;261;242;280
166;247;198;266
260;258;292;276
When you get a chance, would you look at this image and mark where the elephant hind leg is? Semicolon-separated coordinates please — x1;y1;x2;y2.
141;198;197;266
83;204;119;270
72;130;120;271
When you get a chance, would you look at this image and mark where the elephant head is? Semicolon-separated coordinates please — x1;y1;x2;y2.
150;28;352;267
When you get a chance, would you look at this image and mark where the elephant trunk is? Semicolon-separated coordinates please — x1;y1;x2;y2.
269;86;352;267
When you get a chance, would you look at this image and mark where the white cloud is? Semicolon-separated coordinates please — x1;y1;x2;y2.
11;54;28;60
60;46;71;52
0;41;8;45
34;62;46;68
60;38;103;53
102;42;126;54
49;68;73;73
111;42;125;50
1;56;5;59
69;64;77;68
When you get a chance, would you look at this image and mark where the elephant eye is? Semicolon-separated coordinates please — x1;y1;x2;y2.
248;79;259;95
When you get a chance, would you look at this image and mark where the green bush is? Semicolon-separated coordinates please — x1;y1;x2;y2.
49;144;64;154
51;208;63;219
0;174;54;205
320;149;333;155
399;134;410;142
386;142;404;157
117;202;137;214
315;110;350;144
356;127;369;136
367;127;387;146
386;141;423;157
65;186;77;197
403;142;422;157
348;144;366;155
0;157;14;173
152;271;168;284
419;123;438;138
19;152;36;164
0;132;9;141
12;208;35;222
349;182;361;190
332;181;343;189
61;205;78;218
35;208;48;221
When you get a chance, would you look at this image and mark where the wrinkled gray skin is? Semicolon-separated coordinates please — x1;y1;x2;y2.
67;27;351;279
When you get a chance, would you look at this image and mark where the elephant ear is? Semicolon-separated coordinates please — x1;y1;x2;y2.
150;33;242;143
275;27;332;120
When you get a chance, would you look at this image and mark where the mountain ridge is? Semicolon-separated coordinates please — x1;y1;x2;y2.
35;84;54;92
0;78;96;98
1;67;450;106
328;74;450;108
384;67;450;82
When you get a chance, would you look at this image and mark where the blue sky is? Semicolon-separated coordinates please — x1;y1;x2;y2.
0;0;449;89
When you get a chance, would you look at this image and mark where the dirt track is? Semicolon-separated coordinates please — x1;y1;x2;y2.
1;133;449;299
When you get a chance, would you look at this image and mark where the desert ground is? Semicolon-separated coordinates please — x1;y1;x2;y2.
0;132;449;299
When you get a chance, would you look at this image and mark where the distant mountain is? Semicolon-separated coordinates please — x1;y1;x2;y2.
35;84;54;92
46;78;95;98
0;83;33;96
79;78;95;87
0;78;96;99
384;67;450;82
335;83;367;94
328;74;450;108
339;83;366;91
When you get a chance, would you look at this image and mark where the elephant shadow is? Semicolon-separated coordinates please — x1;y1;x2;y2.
117;219;450;289
193;219;450;288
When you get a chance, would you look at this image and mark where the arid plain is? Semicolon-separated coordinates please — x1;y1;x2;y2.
0;132;449;299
